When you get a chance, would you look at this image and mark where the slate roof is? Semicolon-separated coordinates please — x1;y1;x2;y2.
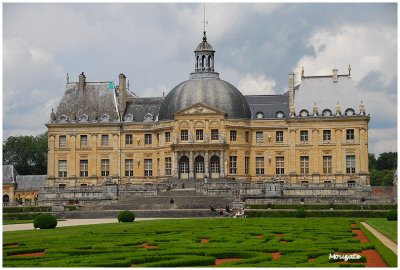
53;81;119;123
3;165;18;184
124;97;163;122
245;95;289;119
159;78;252;121
15;175;47;191
294;75;363;114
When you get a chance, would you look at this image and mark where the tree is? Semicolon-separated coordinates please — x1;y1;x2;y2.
376;152;397;170
3;132;48;175
368;153;377;170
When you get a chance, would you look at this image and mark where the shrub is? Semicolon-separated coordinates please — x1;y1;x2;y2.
387;209;397;221
118;210;135;222
295;209;307;218
33;214;57;229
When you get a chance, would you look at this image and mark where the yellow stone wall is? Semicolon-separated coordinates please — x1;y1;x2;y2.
46;109;369;187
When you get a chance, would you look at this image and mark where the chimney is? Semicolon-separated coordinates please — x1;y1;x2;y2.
118;73;127;117
78;72;86;91
288;72;295;106
332;69;338;83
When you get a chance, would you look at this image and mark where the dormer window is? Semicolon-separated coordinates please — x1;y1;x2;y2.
124;114;134;122
345;108;355;116
99;114;110;122
276;111;285;118
143;113;153;122
299;109;309;117
79;114;89;122
322;109;332;117
256;112;264;119
59;115;68;123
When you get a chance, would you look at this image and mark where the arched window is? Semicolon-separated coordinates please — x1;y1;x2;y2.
99;114;110;123
210;155;220;173
345;108;355;116
276;111;285;118
322;109;332;117
299;109;309;117
3;194;9;203
195;156;205;174
179;156;189;174
202;55;206;69
256;112;264;119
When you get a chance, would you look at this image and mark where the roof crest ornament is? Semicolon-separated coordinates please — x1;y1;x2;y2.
203;3;208;41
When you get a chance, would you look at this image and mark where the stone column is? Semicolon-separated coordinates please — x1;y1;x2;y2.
220;150;225;178
189;151;194;178
205;151;209;178
174;151;179;178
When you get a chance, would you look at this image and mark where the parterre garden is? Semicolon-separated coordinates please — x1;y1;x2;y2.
3;218;397;267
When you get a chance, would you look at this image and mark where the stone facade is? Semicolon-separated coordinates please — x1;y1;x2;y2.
45;32;370;193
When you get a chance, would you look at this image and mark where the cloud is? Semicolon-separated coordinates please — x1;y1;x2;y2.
294;24;397;86
238;74;277;95
3;37;65;138
369;128;398;154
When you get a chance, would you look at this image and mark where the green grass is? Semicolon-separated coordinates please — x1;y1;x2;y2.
365;218;397;243
3;220;33;225
359;221;397;267
3;218;397;267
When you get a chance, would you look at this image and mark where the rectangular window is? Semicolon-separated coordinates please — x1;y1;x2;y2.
145;134;152;145
229;156;237;175
101;135;109;146
58;160;67;177
165;132;171;143
125;159;134;176
211;129;219;140
245;131;249;143
196;129;204;141
59;135;67;147
300;130;308;142
80;160;88;177
245;156;249;174
80;135;88;148
230;130;237;142
323;156;332;174
181;130;188;141
346;155;356;174
346;129;355;140
165;157;172;176
323;130;331;142
256;131;264;143
125;134;133;145
300;156;309;174
101;159;110;177
276;156;285;175
256;157;264;175
144;159;153;177
276;131;284;142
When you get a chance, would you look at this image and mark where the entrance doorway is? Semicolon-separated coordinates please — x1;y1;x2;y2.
179;156;189;179
194;156;205;179
210;155;220;179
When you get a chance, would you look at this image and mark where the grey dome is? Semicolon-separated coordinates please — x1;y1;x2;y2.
158;78;252;120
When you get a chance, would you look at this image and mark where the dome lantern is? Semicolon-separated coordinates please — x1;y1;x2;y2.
194;31;215;73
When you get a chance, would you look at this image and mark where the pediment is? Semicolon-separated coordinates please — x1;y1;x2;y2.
175;103;227;116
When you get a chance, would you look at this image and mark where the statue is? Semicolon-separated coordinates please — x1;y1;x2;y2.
290;102;296;117
335;101;341;116
313;102;318;117
301;66;304;78
190;131;194;143
50;108;56;123
359;100;366;115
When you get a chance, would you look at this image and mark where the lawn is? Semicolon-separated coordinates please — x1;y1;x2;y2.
3;220;33;225
365;218;397;243
3;218;397;267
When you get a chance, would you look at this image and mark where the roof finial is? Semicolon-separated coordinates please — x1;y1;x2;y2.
66;73;69;83
348;64;351;76
202;3;208;41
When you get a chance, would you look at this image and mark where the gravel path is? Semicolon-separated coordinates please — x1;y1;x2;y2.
3;218;187;232
361;221;398;255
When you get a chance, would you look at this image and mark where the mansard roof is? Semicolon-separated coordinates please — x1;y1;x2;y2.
16;175;47;191
245;94;289;119
52;81;119;123
3;165;18;184
124;97;163;122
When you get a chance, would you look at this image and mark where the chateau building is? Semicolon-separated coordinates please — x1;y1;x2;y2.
46;31;370;189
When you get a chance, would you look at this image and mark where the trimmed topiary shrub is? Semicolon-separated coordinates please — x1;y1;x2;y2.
295;209;307;218
387;209;397;221
118;210;135;222
33;213;57;229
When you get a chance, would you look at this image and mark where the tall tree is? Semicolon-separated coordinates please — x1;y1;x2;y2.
376;152;397;170
368;153;377;170
3;132;48;175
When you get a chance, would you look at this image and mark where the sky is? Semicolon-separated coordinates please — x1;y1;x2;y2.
2;2;397;155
